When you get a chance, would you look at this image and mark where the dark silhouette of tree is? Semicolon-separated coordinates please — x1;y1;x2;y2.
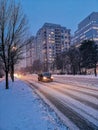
79;40;98;76
55;54;63;70
65;46;81;75
54;46;81;75
0;0;28;89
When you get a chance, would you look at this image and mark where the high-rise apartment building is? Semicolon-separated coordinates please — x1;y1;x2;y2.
36;23;71;71
73;12;98;46
26;36;36;67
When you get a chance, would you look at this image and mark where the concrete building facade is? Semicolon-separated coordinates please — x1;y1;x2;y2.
36;23;71;71
73;12;98;46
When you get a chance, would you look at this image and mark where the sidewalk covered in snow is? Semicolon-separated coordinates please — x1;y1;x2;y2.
0;79;67;130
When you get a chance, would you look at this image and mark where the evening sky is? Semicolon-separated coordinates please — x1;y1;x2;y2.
18;0;98;35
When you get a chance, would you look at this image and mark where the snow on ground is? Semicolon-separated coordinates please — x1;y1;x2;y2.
54;74;98;78
53;74;98;88
0;79;67;130
0;77;4;82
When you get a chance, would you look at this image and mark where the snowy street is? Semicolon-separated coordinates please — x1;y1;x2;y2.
23;74;98;130
0;75;98;130
0;0;98;130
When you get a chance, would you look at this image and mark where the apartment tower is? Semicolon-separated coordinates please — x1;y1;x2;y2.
36;23;71;71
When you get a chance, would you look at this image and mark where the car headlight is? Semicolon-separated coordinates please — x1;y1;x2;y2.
43;76;47;80
51;76;53;79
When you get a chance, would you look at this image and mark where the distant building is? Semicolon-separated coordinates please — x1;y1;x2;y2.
26;36;36;67
36;23;71;71
73;12;98;46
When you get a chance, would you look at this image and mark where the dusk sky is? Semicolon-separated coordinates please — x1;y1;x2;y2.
19;0;98;35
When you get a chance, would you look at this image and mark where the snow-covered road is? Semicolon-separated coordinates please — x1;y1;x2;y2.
24;74;98;130
54;74;98;87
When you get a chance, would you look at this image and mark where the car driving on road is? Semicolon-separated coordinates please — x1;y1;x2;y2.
38;72;53;82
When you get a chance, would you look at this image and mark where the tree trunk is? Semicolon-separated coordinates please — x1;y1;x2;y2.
94;64;97;77
5;70;9;89
78;62;81;74
12;64;14;82
85;68;87;75
72;65;75;75
73;66;76;75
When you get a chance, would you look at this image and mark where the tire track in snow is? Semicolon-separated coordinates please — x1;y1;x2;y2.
52;81;98;99
38;88;98;130
48;82;98;109
25;80;98;130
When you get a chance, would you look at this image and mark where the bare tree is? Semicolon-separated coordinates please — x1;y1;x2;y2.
0;0;28;89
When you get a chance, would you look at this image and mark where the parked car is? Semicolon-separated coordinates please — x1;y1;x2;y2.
38;72;53;82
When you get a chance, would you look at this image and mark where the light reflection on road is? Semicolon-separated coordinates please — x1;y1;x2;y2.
22;74;98;130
